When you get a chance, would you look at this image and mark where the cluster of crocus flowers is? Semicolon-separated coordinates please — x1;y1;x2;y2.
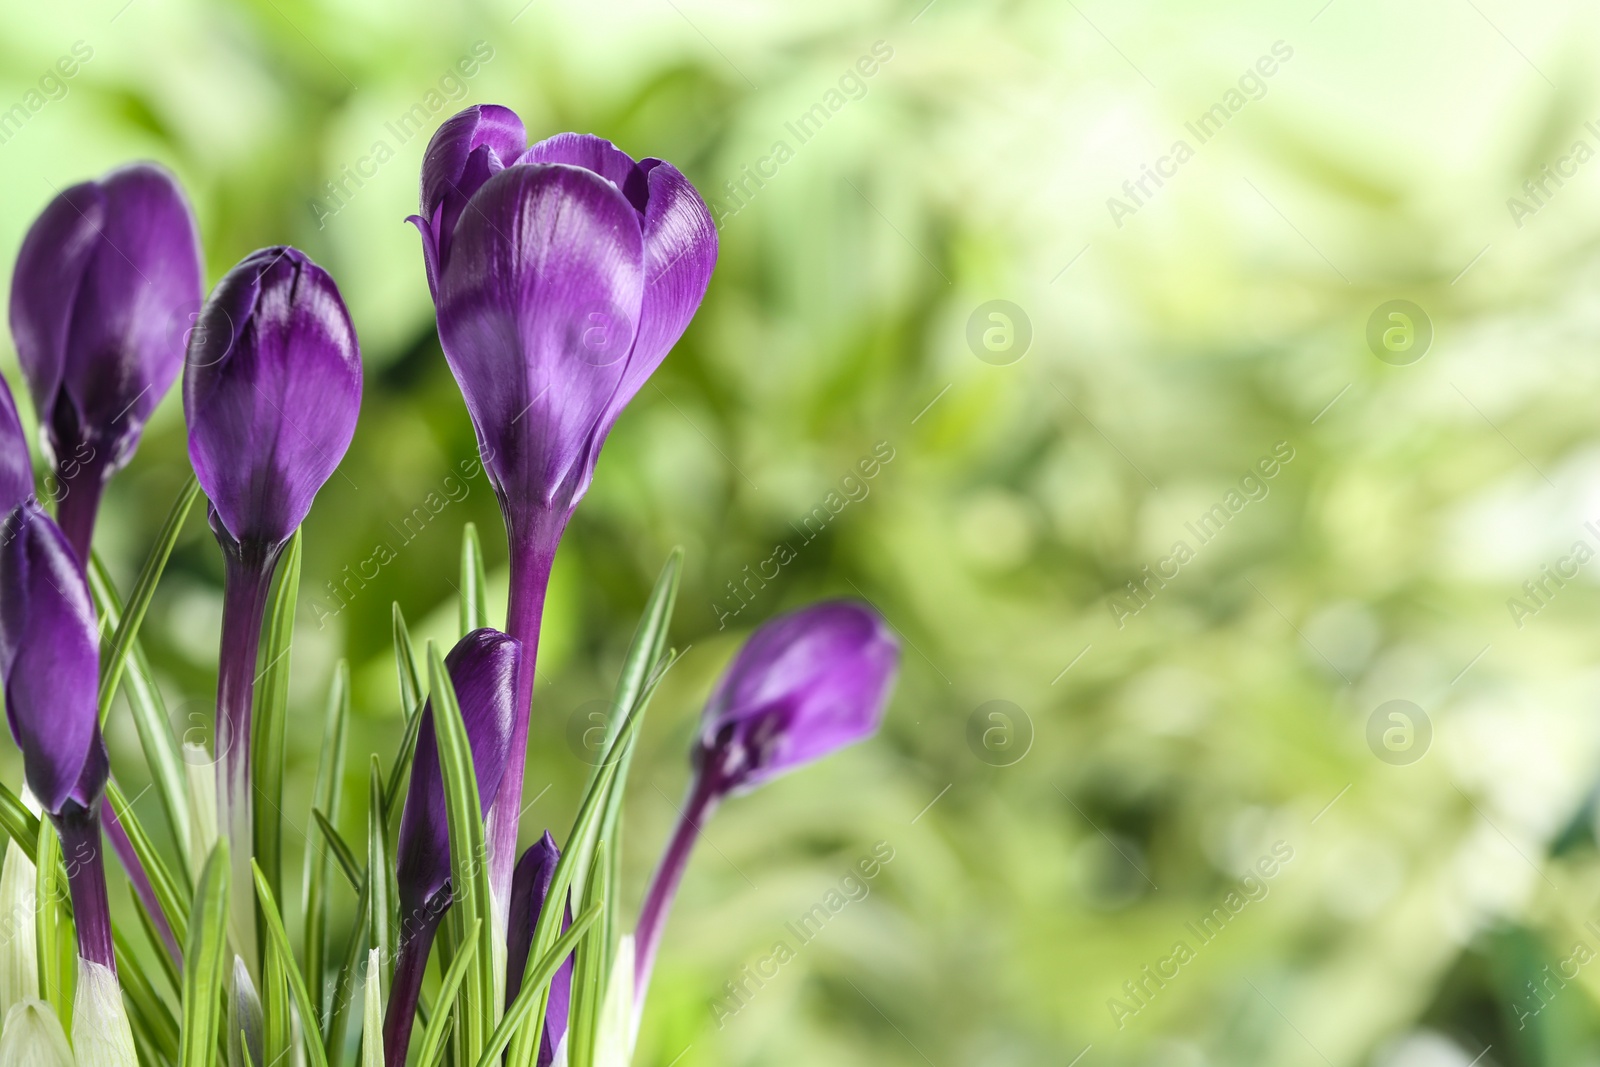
0;103;900;1067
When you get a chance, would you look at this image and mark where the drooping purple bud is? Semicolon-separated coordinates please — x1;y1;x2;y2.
411;107;717;929
0;502;117;971
634;600;899;999
184;245;363;559
8;163;202;561
0;377;35;519
384;628;520;1067
505;832;572;1067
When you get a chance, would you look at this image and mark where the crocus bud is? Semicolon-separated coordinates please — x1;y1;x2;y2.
384;628;520;1067
8;163;202;560
185;245;362;970
634;601;899;999
505;832;572;1067
185;245;363;560
0;503;121;983
0;379;33;521
0;502;106;818
0;1001;73;1066
411;106;717;927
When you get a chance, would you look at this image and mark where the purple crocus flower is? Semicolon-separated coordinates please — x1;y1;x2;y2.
0;501;116;972
634;600;899;999
183;245;361;940
384;628;520;1067
8;163;202;562
505;832;572;1067
410;105;718;922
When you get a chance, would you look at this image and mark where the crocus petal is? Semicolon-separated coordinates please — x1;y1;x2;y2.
9;181;105;429
698;600;899;794
607;161;716;423
0;503;102;814
419;105;527;230
435;165;644;515
394;628;521;917
10;165;201;474
0;379;34;517
184;246;363;551
519;133;650;213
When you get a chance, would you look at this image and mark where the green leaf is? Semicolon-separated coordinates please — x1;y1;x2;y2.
365;758;394;1006
310;808;362;892
460;523;489;636
393;602;423;715
567;842;610;1067
380;694;426;839
0;779;39;856
507;649;679;1067
412;921;478;1067
114;926;180;1061
262;929;290;1067
106;779;191;936
34;820;72;1029
96;473;200;725
132;889;182;997
476;899;603;1067
252;529;302;932
88;555;191;883
595;549;682;960
427;640;497;1062
251;860;332;1067
179;840;230;1067
324;870;372;1061
304;661;350;1021
361;947;384;1067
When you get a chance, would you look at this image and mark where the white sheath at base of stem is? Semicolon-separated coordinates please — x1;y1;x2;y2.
0;839;40;1028
69;960;134;1067
183;744;218;887
361;948;383;1067
0;999;73;1066
595;935;635;1067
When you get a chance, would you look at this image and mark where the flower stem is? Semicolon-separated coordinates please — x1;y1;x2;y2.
52;803;115;971
633;773;721;1003
485;507;565;942
215;543;280;974
382;910;441;1067
51;451;109;568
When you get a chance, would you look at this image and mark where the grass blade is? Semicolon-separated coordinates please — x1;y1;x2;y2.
567;843;609;1067
0;780;39;856
262;929;290;1067
88;555;191;882
252;529;302;930
428;640;497;1061
476;900;602;1067
96;473;200;725
361;947;384;1067
393;603;423;715
596;549;682;960
252;861;331;1067
105;780;191;936
460;523;489;636
35;821;72;1029
304;661;350;1020
507;650;678;1067
365;758;394;1005
179;840;230;1067
412;921;477;1067
310;809;362;892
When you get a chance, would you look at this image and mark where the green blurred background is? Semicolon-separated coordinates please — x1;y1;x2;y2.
7;0;1600;1063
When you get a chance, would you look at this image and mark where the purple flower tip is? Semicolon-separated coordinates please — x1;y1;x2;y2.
415;109;718;520
0;377;34;518
8;163;202;481
184;245;363;555
507;831;572;1065
697;600;900;797
394;628;522;919
0;502;106;814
